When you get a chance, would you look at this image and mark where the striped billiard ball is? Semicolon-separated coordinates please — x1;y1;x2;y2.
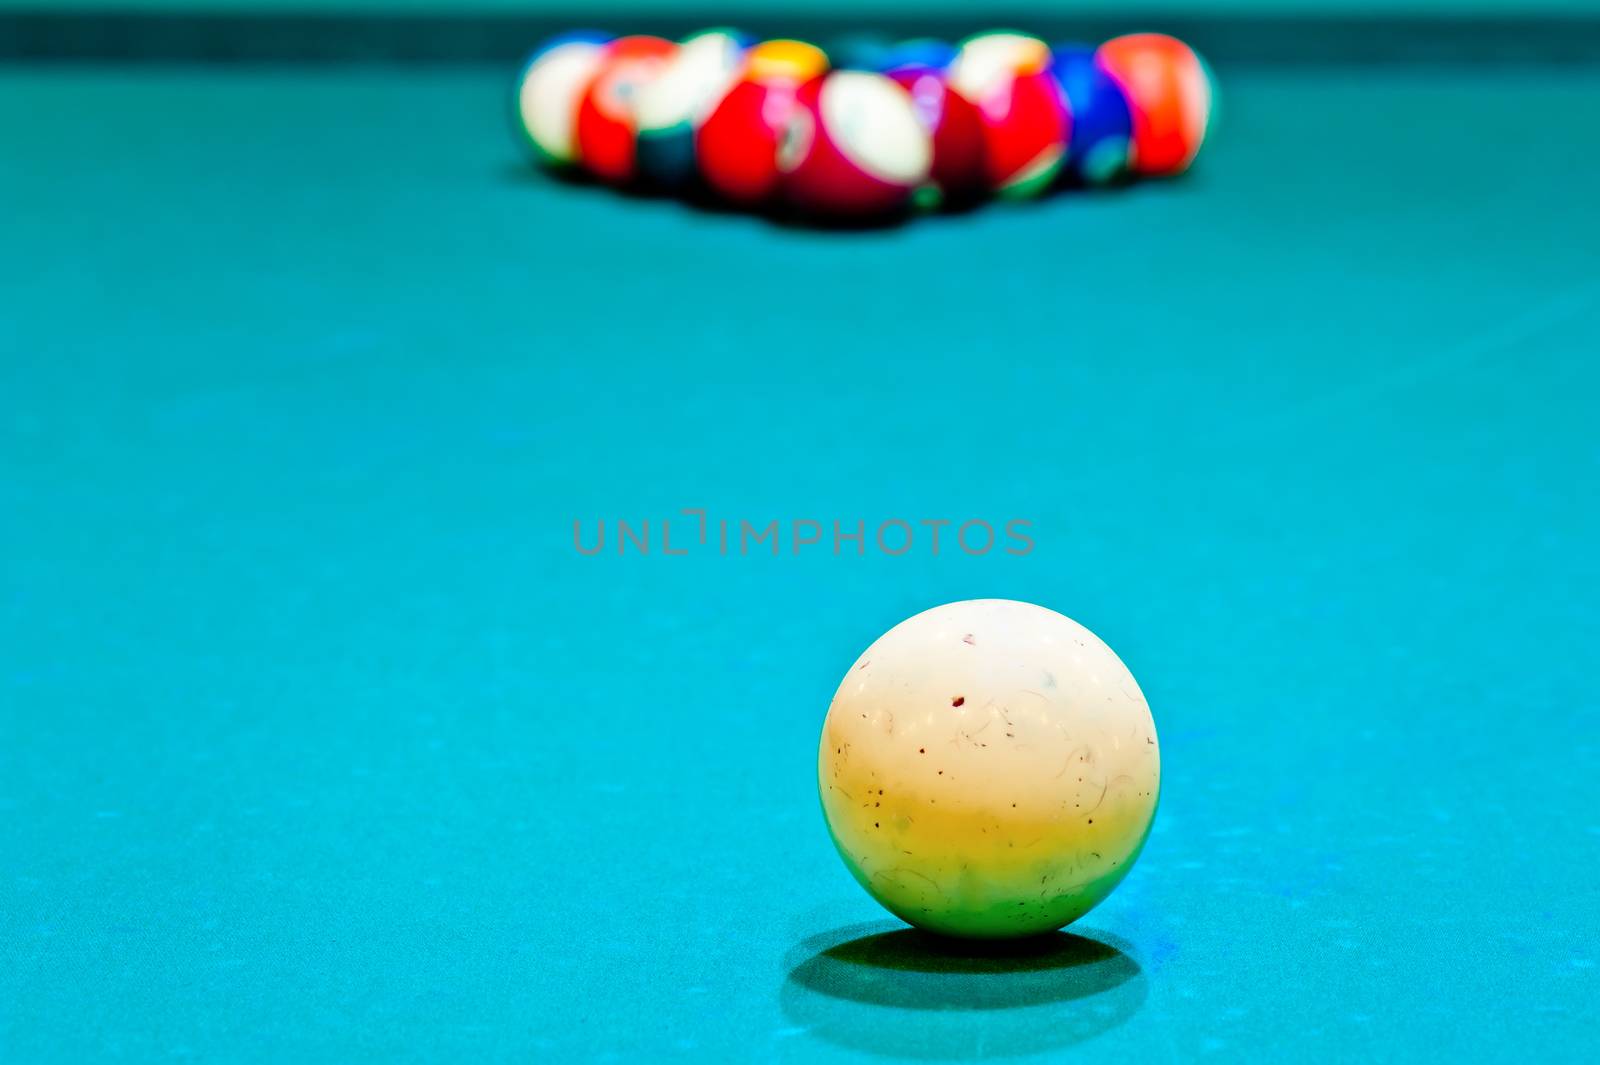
948;32;1071;200
634;28;749;190
512;31;614;168
777;71;932;218
574;35;679;185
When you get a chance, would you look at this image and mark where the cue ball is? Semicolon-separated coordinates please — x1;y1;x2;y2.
818;599;1160;939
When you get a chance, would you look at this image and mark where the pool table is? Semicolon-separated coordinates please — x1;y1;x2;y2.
3;44;1599;1063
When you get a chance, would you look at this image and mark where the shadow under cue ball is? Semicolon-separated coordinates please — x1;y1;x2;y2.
818;599;1160;939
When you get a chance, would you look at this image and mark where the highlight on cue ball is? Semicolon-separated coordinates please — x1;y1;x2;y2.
817;599;1160;940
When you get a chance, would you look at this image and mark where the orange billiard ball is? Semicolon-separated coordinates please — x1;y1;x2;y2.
1096;33;1214;178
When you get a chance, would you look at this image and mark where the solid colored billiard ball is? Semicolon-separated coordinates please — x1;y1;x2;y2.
1051;44;1134;186
512;31;614;167
1097;33;1214;177
634;28;749;190
879;38;959;75
948;32;1072;199
574;35;678;184
887;64;987;207
825;32;896;72
777;71;932;218
818;599;1160;939
696;39;830;206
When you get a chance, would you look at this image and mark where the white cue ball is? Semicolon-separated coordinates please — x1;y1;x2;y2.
818;599;1160;938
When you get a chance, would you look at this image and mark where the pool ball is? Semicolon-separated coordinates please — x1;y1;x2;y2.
696;39;830;206
887;64;987;207
879;38;959;75
1097;33;1214;177
634;28;748;190
512;31;613;167
948;32;1072;199
826;32;896;72
1051;44;1134;185
777;71;932;218
818;599;1160;939
574;35;678;184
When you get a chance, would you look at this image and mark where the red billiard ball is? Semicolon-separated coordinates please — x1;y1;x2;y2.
695;39;829;206
886;65;987;207
777;71;932;218
1097;33;1214;178
574;35;678;184
948;32;1071;200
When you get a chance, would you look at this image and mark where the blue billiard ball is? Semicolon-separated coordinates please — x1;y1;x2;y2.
826;32;896;72
1051;44;1135;186
879;38;959;75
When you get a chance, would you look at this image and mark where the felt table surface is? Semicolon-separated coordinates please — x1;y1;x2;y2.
3;65;1598;1061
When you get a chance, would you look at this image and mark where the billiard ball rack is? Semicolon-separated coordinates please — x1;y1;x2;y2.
512;29;1215;225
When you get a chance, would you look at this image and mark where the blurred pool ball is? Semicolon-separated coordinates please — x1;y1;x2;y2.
696;39;831;206
887;63;987;207
634;28;749;190
512;31;613;167
879;38;959;75
778;71;932;218
825;31;897;72
1051;44;1135;186
574;35;679;184
948;32;1071;199
1097;33;1214;177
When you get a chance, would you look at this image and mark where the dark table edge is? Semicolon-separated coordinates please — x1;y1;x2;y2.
3;10;1600;65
